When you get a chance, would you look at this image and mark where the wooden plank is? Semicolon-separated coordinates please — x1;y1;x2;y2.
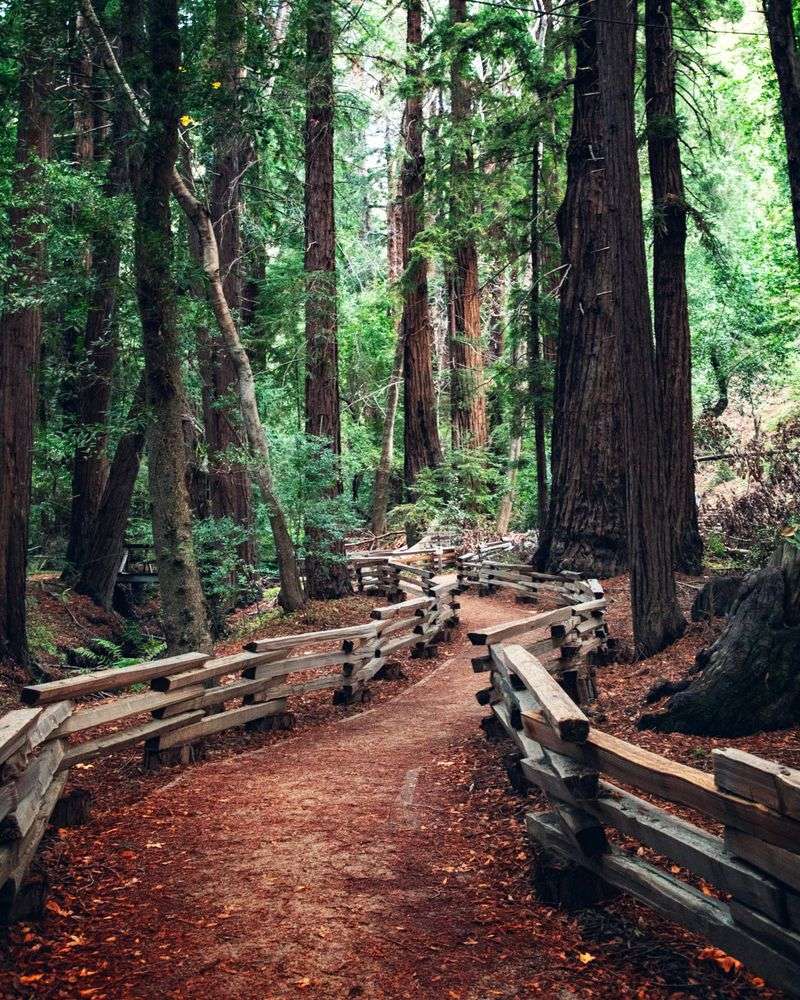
55;687;205;735
156;700;286;750
495;645;589;742
21;651;209;705
60;711;205;768
370;597;431;620
468;606;575;646
523;710;800;853
714;749;786;811
526;812;800;997
0;710;41;765
725;827;800;894
151;650;302;692
27;702;73;748
0;741;64;841
588;782;786;923
521;749;599;802
729;899;800;964
0;769;68;917
245;623;376;652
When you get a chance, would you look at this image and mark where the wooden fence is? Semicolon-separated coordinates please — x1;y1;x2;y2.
480;635;800;995
349;546;458;599
0;583;459;924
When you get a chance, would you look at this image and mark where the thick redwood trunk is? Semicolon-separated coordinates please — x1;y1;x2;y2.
135;0;210;653
75;378;147;608
206;0;254;567
448;0;487;452
645;0;702;575
596;0;684;657
0;8;54;669
764;0;800;262
304;0;350;598
402;0;443;488
537;2;627;576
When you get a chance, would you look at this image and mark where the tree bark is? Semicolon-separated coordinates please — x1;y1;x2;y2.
0;5;54;670
303;0;350;598
596;0;684;657
402;0;443;489
448;0;487;452
645;0;702;575
763;0;800;263
75;377;147;609
206;0;255;567
135;0;211;653
641;541;800;735
537;1;627;577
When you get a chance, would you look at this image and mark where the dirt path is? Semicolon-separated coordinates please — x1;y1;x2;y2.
3;593;774;999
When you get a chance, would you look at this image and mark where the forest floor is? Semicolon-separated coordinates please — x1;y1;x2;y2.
0;586;795;999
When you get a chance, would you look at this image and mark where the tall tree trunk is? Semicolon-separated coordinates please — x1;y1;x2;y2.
206;0;255;567
0;4;54;670
82;0;306;612
764;0;800;262
135;0;210;653
529;140;549;530
304;0;350;598
75;377;147;609
402;0;443;488
448;0;487;452
65;17;133;579
372;147;404;538
596;0;684;657
496;337;523;535
645;0;702;575
537;1;627;577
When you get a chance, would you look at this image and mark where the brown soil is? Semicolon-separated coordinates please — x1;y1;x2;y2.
0;591;782;999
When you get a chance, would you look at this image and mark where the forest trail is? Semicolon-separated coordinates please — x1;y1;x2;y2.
16;592;563;1000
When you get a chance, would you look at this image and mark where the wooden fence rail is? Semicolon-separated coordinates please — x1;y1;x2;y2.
481;634;800;996
0;582;459;924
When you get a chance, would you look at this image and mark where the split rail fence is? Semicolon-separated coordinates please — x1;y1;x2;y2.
0;581;459;924
480;619;800;995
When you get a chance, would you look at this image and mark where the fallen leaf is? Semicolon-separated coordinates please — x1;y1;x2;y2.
578;952;596;965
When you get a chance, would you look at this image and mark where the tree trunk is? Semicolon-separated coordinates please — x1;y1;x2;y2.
402;0;443;489
641;540;800;735
135;0;210;653
206;0;255;567
81;0;306;612
448;0;487;452
304;0;351;598
537;1;627;577
764;0;800;262
529;140;549;531
596;0;684;657
65;20;132;579
0;5;54;670
372;148;404;538
645;0;702;575
75;377;147;609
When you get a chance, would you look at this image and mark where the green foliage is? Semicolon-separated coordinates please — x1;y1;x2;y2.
192;516;254;636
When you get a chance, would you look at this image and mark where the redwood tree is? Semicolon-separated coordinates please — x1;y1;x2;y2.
0;3;55;669
135;0;210;652
448;0;487;452
402;0;443;488
596;0;684;656
645;0;702;574
304;0;351;597
537;1;627;577
763;0;800;262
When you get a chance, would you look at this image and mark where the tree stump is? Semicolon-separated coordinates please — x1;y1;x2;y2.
640;540;800;736
690;574;743;621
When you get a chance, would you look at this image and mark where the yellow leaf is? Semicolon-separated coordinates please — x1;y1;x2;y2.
179;115;194;127
578;952;596;965
211;81;222;89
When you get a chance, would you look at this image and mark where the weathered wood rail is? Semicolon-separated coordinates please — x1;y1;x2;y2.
349;545;458;600
480;632;800;995
0;582;459;924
